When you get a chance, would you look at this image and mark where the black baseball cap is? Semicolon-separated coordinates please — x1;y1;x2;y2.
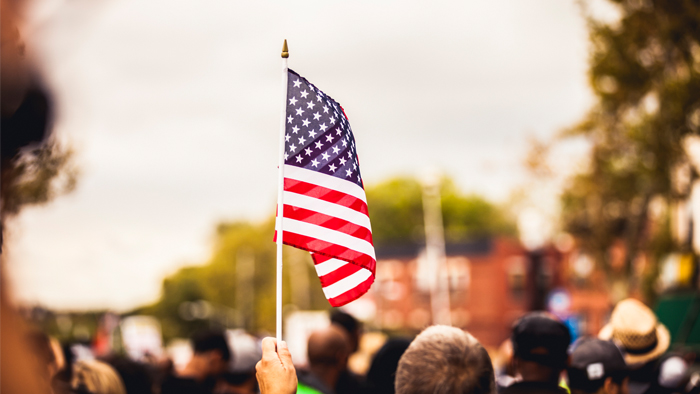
511;312;571;369
568;338;628;393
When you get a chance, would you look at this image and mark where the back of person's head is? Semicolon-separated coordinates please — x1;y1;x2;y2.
395;325;495;394
330;310;361;353
307;325;350;368
567;338;627;394
511;312;570;381
71;360;126;394
367;337;412;394
101;355;153;394
191;329;232;361
649;354;691;394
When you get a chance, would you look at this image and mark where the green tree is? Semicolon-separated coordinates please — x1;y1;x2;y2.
559;0;700;296
138;176;514;341
365;176;516;247
134;219;330;341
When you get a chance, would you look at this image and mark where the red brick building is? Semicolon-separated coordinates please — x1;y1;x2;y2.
362;238;612;349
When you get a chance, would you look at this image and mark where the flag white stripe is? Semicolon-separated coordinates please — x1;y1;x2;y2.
283;191;372;231
314;258;349;276
322;268;373;299
284;165;367;204
281;218;376;259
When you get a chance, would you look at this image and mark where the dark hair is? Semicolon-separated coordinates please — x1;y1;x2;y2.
330;310;360;334
191;329;231;361
367;338;412;394
101;355;153;394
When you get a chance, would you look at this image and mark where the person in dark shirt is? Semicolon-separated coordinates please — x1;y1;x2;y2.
501;313;570;394
366;338;411;394
162;329;231;394
329;310;366;394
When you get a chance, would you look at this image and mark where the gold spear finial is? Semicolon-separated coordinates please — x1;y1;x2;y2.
281;39;289;58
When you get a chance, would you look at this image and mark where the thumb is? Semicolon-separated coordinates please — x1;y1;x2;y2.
277;341;294;369
261;337;279;362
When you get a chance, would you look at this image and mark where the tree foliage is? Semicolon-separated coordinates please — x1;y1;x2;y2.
134;219;330;341
139;176;515;340
560;0;700;292
1;140;78;217
366;177;516;247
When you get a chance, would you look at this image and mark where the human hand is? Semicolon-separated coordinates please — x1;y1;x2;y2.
256;337;297;394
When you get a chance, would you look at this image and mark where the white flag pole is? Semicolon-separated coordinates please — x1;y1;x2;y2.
276;40;289;343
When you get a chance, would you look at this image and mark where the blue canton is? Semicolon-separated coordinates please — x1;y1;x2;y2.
284;69;363;188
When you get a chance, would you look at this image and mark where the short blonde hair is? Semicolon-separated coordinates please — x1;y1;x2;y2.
395;325;496;394
71;360;126;394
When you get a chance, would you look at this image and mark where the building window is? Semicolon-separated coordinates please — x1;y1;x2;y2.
506;256;527;299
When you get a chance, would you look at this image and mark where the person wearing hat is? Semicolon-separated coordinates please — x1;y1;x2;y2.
598;298;671;394
502;312;571;394
567;338;629;394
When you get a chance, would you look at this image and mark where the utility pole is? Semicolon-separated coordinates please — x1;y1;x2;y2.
421;173;451;326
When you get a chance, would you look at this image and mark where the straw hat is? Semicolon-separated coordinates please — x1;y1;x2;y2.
599;298;670;366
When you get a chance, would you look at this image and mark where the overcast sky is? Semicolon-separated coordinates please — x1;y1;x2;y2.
5;0;595;311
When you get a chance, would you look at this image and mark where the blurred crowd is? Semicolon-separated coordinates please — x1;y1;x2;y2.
14;299;700;394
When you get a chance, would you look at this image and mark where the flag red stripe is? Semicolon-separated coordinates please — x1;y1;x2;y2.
282;231;376;271
327;274;375;307
282;205;373;243
317;261;362;287
284;178;369;215
313;253;333;264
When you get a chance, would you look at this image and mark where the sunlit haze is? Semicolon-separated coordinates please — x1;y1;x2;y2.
6;0;593;311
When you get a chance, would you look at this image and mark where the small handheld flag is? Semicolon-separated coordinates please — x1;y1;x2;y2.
275;69;376;307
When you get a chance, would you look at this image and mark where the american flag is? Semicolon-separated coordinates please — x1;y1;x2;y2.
275;69;375;307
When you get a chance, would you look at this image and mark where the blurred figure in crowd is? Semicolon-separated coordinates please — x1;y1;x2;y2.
365;337;411;394
647;354;695;394
330;310;361;355
598;298;670;394
394;325;495;394
501;313;570;394
567;338;629;394
72;360;127;394
214;330;262;394
101;355;154;394
26;330;63;393
0;0;58;393
161;329;231;394
329;310;366;394
297;325;352;394
493;339;517;390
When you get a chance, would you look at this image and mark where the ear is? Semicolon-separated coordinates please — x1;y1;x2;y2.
603;377;618;394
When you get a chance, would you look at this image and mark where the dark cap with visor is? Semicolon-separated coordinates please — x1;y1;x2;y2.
568;337;628;393
511;312;571;370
